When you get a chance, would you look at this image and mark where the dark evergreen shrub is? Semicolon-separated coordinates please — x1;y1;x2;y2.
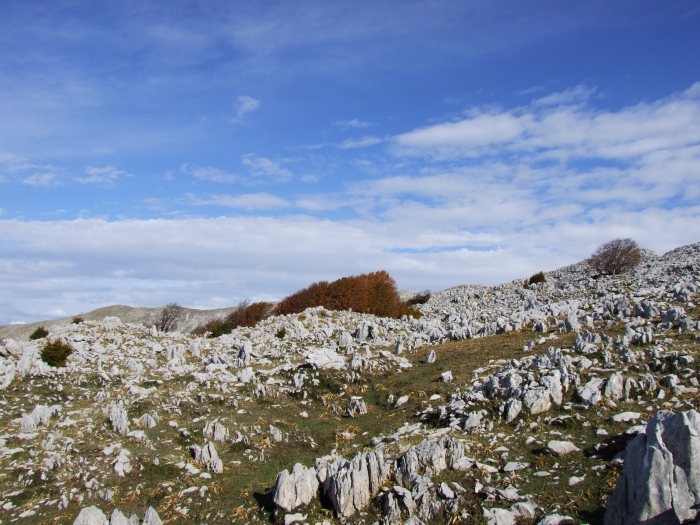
40;339;73;367
29;326;49;340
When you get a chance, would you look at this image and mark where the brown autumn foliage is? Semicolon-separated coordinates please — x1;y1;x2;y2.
274;270;403;318
193;300;274;337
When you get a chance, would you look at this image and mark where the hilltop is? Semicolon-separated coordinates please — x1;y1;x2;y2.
0;241;698;524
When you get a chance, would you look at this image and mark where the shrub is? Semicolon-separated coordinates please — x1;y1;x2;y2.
29;326;49;340
274;270;403;318
155;303;185;333
404;290;431;307
40;339;73;367
193;300;274;337
528;271;546;286
275;327;286;339
589;238;642;276
400;305;423;319
71;315;84;324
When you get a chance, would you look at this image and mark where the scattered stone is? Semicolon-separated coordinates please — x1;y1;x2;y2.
546;441;580;456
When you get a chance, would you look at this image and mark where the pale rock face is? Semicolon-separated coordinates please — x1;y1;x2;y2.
603;371;624;401
273;463;319;512
503;398;522;423
346;397;368;418
142;507;163;525
546;440;580;456
577;377;605;406
522;387;552;415
484;507;517;525
605;410;700;525
109;401;129;436
73;506;109;525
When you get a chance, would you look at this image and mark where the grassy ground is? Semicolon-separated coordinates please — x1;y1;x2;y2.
2;321;699;524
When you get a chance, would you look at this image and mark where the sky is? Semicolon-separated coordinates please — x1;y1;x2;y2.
1;0;700;325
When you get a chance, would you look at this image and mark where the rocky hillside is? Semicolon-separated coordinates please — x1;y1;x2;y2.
0;304;239;342
0;243;699;525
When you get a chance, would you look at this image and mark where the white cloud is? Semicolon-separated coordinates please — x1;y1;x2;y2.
180;163;238;183
22;173;61;187
393;112;527;157
334;118;374;129
393;83;700;163
1;210;698;325
193;193;291;210
76;166;129;186
232;95;260;123
532;84;596;106
339;136;382;149
241;154;293;181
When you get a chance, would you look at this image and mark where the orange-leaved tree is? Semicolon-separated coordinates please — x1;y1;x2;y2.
274;270;402;318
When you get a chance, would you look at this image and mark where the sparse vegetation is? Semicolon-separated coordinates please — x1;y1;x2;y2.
71;315;84;324
589;238;642;275
28;326;49;340
274;270;403;318
155;302;185;333
39;339;73;367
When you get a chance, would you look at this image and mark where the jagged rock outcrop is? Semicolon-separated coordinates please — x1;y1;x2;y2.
273;463;319;512
605;410;700;525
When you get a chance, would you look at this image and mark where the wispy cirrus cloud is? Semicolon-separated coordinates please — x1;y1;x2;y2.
231;95;260;123
190;192;291;210
339;136;382;149
76;166;130;186
333;118;374;129
241;154;293;181
180;163;238;183
392;82;700;162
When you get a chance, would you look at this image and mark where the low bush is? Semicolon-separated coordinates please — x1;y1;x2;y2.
29;326;49;340
400;305;423;319
404;290;431;307
72;315;84;324
528;271;546;286
40;339;73;367
589;238;642;275
156;303;185;333
193;300;274;337
274;270;403;318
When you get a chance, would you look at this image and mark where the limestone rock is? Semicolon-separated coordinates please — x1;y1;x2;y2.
324;449;389;518
273;463;319;512
346;397;368;418
73;506;108;525
142;507;163;525
605;410;700;525
546;441;580;456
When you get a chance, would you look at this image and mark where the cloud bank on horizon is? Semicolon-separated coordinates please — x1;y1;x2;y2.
1;0;699;325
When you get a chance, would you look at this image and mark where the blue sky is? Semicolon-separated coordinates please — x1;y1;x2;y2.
1;1;699;324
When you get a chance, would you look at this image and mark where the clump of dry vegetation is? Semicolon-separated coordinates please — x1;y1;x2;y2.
274;270;403;318
194;300;274;337
589;238;642;275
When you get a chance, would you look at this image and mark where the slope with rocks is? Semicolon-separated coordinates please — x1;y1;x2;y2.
0;243;697;525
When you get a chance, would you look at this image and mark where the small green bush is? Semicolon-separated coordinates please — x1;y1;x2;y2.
528;271;546;286
29;326;49;340
40;339;73;367
275;327;286;339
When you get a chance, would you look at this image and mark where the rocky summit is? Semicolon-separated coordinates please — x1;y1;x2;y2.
0;242;699;524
